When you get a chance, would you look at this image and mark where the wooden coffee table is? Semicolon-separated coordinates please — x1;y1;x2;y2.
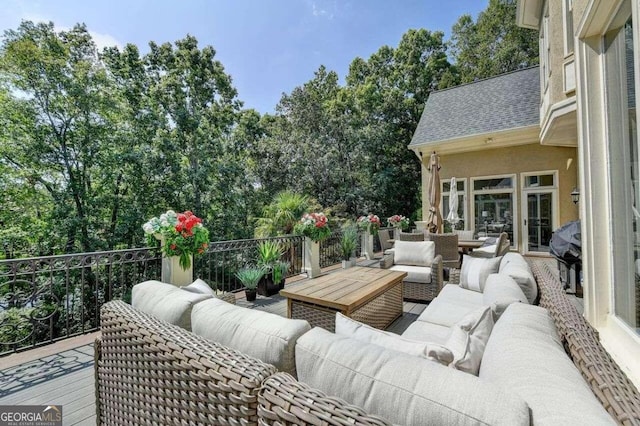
280;267;407;332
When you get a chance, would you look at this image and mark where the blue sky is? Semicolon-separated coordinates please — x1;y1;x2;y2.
1;0;488;113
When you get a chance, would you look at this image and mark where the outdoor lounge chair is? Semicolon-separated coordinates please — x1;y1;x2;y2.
470;232;510;258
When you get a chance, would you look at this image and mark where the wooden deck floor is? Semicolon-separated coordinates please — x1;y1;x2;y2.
0;260;425;425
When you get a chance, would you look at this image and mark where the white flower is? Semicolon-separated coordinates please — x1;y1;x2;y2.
142;223;154;234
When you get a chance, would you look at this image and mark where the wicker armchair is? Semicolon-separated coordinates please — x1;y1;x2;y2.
429;233;460;269
380;253;443;303
378;229;394;254
95;300;277;425
397;231;425;241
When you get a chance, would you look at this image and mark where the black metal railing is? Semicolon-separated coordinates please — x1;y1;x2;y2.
0;248;161;356
320;230;345;268
195;235;305;292
0;231;375;356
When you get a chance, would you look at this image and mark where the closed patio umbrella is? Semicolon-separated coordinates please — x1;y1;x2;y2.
427;152;442;234
446;177;460;227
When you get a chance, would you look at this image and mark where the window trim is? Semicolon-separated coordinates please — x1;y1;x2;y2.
563;0;575;57
575;0;640;387
440;177;468;232
520;170;559;255
471;173;518;248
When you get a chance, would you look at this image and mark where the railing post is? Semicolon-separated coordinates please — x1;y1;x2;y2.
361;233;374;260
304;237;321;278
161;255;193;286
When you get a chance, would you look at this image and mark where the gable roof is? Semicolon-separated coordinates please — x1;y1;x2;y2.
409;66;540;148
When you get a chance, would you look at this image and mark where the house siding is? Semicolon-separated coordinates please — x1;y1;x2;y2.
420;143;578;252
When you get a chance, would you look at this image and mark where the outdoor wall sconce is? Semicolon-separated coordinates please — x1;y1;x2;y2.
571;188;580;204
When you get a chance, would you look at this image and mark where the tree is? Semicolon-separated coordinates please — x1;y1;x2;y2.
255;191;310;237
0;21;122;253
450;0;539;83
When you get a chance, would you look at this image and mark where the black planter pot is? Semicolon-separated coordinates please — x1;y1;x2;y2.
278;279;285;290
245;289;257;302
258;275;280;297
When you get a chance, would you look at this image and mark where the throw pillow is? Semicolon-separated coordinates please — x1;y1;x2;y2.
446;305;495;375
459;255;502;292
393;240;435;267
181;278;215;296
335;313;453;365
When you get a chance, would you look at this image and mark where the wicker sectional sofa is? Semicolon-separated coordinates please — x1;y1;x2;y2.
94;255;640;425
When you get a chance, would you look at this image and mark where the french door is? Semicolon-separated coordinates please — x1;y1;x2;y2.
521;171;558;254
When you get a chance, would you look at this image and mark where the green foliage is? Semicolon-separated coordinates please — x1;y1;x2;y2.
340;224;358;261
235;266;265;290
256;240;283;268
0;6;538;259
255;191;310;237
271;260;290;284
450;0;539;83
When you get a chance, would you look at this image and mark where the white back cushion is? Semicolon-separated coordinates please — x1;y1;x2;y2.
482;274;528;319
480;303;616;425
181;278;215;296
460;255;501;292
191;298;311;377
131;280;211;331
446;305;495;375
295;328;530;426
394;240;435;266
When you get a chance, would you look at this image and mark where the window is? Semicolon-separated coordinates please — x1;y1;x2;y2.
541;12;551;91
563;0;574;56
471;175;516;246
441;178;466;232
605;13;639;334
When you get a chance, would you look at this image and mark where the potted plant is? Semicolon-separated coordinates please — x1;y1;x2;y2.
142;210;209;286
357;213;380;260
235;266;265;302
340;224;358;268
294;212;331;278
271;260;290;290
257;240;283;296
387;215;410;231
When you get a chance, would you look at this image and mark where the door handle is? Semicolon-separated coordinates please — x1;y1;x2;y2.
524;219;527;226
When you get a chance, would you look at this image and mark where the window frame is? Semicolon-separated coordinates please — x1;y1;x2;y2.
471;173;518;247
576;0;640;386
440;177;468;232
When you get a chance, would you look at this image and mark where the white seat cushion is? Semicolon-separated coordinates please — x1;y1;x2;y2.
390;264;431;283
393;240;435;266
191;298;311;376
131;280;211;331
335;314;453;365
436;284;484;306
402;320;453;345
460;255;502;292
416;297;480;327
480;303;616;425
295;328;530;426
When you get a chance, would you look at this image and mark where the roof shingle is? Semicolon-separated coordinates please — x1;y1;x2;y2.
409;66;540;147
